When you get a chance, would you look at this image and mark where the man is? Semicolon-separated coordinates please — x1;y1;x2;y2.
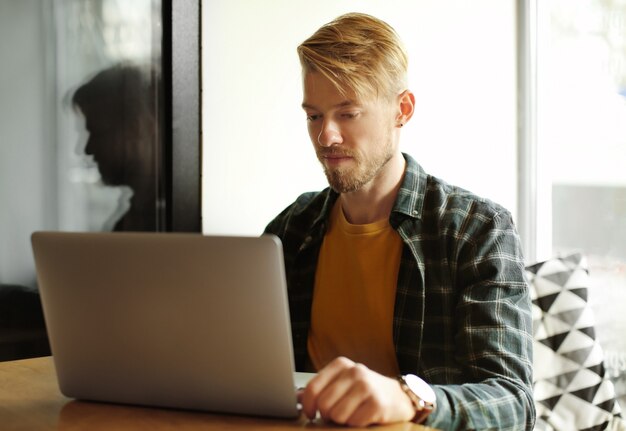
265;13;535;430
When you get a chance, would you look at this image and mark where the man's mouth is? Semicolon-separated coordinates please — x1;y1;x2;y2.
322;154;353;167
319;149;354;161
80;155;98;169
324;154;351;160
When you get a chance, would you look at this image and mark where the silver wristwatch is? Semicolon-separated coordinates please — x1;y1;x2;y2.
397;374;437;424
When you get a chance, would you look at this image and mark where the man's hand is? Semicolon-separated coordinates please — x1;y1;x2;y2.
299;357;415;427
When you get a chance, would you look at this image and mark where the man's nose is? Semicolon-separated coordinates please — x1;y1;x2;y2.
84;137;94;155
73;134;91;157
317;120;342;147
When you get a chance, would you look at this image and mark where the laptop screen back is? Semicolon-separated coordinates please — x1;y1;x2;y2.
31;231;299;418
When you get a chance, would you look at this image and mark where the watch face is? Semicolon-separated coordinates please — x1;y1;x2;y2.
405;374;437;405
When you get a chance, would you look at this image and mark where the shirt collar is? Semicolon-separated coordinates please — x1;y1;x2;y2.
311;188;339;235
392;153;427;220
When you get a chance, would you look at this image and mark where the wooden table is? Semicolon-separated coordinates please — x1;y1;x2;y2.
0;357;437;430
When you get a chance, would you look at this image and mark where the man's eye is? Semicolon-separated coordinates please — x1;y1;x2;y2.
341;112;359;119
307;114;321;122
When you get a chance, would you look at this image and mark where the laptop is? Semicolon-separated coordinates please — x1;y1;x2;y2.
31;231;314;418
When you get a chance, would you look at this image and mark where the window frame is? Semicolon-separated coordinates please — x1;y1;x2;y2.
164;0;202;232
516;0;539;263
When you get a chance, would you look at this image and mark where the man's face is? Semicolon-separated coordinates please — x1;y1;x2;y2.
302;72;399;194
82;112;126;186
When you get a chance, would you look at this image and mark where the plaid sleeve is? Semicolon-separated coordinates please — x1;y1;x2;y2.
426;208;536;431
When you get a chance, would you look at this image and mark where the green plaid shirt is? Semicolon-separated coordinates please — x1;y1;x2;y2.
265;153;535;430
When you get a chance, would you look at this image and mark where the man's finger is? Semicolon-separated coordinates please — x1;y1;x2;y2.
324;377;370;424
301;356;355;420
345;397;382;428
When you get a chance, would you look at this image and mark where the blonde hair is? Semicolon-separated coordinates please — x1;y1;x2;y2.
297;13;408;100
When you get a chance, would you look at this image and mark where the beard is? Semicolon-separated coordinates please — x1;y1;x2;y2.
317;140;395;194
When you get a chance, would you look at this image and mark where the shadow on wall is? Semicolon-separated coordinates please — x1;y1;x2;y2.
72;63;163;232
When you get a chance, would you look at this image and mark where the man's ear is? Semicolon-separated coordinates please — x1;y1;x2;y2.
396;90;415;127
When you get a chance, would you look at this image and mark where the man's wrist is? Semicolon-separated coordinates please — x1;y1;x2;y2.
397;374;436;424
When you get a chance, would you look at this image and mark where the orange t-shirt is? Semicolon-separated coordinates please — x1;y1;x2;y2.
307;201;402;377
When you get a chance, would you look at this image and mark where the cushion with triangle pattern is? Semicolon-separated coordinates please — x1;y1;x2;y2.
526;253;625;431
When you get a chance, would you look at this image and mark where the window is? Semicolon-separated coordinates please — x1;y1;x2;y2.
0;0;200;360
530;0;626;407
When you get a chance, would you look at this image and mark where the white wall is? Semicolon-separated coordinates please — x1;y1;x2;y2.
202;0;518;236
